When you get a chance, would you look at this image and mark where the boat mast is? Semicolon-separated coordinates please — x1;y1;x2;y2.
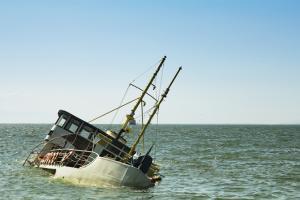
127;66;182;157
115;56;167;141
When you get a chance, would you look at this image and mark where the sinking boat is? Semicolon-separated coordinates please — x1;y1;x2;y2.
23;56;182;188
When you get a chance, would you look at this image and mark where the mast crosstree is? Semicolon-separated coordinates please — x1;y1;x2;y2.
23;56;182;189
115;56;167;141
127;66;183;159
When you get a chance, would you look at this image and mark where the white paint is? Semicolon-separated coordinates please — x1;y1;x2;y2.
38;156;154;188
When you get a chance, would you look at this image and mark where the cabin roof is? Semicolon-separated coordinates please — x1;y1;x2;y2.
57;109;128;147
58;109;106;135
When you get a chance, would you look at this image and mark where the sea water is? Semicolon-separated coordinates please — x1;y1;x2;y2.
0;124;299;199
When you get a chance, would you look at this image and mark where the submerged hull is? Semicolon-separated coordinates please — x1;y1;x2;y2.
37;156;154;188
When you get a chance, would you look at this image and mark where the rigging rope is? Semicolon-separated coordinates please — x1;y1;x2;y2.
158;63;164;99
109;84;131;128
141;100;144;153
108;57;161;127
130;59;161;84
87;57;165;157
88;57;163;127
154;63;164;161
88;97;139;123
134;104;156;120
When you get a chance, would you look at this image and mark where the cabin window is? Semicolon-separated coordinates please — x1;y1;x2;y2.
79;126;93;140
69;124;78;133
67;119;80;133
57;116;67;127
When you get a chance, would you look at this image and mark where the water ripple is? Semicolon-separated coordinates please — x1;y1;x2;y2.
0;124;299;199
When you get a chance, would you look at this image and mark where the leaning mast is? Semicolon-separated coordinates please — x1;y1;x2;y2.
115;56;166;140
127;66;182;157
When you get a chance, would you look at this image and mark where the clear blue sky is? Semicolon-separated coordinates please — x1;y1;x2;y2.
0;0;299;124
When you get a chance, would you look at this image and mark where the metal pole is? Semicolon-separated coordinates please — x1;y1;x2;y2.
127;66;182;158
115;56;167;140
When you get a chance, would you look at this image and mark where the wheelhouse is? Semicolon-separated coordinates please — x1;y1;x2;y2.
43;110;130;159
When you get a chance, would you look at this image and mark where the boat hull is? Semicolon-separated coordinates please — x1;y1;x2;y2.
38;156;154;188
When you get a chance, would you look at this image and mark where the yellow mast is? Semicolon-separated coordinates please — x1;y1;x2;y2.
115;56;166;141
127;67;182;157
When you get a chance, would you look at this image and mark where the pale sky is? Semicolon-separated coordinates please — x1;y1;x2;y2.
0;0;299;124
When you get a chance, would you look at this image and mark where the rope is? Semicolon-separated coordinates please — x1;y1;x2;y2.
154;108;159;162
130;58;161;84
109;84;131;127
154;63;164;161
89;57;163;127
141;100;144;153
88;97;138;123
134;104;156;120
158;63;164;99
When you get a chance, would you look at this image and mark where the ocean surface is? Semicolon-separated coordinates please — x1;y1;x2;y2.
0;124;299;199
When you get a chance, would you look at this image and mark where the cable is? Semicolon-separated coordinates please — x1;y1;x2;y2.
109;84;131;128
88;97;138;123
130;58;161;84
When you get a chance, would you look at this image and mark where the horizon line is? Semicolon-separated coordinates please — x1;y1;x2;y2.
0;122;299;125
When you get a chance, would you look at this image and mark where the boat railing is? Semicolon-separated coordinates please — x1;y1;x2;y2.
37;148;99;168
23;133;133;167
93;134;132;162
23;135;70;166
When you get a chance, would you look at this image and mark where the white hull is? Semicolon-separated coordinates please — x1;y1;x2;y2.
38;156;154;188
